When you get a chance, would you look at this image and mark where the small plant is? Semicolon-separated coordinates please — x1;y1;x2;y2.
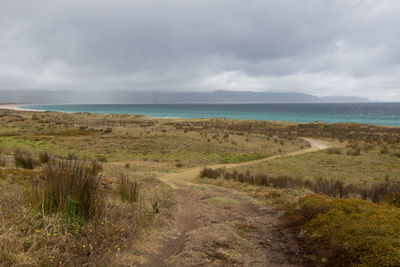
347;148;361;156
87;160;103;176
176;161;182;168
67;153;78;160
124;163;130;169
152;201;159;213
14;149;37;169
39;151;50;164
104;128;112;134
65;196;79;227
0;155;6;167
96;155;108;162
118;175;139;202
199;167;224;179
325;147;341;155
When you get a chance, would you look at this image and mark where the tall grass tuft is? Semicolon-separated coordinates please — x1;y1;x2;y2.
28;158;104;221
14;149;37;169
0;156;6;167
38;151;50;164
118;174;139;202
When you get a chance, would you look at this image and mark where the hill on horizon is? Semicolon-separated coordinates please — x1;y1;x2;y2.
0;90;370;104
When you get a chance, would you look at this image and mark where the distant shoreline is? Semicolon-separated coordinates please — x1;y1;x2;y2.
0;104;44;112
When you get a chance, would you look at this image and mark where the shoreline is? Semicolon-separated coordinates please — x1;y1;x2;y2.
0;104;47;112
0;104;35;111
0;103;399;128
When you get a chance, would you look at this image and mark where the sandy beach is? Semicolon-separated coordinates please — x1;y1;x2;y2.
0;104;40;111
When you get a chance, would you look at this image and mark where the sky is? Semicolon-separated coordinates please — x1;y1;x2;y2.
0;0;399;101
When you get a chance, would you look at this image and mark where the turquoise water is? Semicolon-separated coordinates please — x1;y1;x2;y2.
20;103;400;126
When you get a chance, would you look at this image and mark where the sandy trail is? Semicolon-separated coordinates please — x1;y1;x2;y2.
129;138;329;266
159;138;329;186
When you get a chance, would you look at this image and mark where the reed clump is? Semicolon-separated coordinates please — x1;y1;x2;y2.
14;149;38;169
27;158;104;220
118;174;139;203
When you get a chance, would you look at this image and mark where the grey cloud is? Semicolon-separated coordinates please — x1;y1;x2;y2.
0;0;400;100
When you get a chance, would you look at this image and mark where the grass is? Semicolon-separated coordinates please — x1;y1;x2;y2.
27;158;104;220
0;110;305;166
0;139;177;266
118;174;139;203
0;156;6;167
209;197;239;205
233;146;400;185
200;167;400;204
196;176;308;205
2;109;400;265
283;194;400;266
14;149;38;169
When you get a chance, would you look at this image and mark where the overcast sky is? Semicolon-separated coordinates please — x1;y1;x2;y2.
1;0;399;101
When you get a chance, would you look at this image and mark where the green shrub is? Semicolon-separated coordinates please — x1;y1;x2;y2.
283;194;400;266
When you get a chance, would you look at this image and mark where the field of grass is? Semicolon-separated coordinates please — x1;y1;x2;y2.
0;110;306;167
0;109;309;265
233;145;400;185
1;109;400;265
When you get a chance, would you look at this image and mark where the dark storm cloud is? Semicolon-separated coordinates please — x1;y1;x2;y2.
0;0;400;100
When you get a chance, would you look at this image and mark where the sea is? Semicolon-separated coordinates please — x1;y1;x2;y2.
20;103;400;127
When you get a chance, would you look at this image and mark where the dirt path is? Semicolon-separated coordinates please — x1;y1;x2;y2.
129;138;329;266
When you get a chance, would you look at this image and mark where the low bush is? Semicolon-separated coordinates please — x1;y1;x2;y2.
283;194;400;266
176;162;182;168
347;148;361;156
199;167;224;179
118;174;139;203
325;147;341;155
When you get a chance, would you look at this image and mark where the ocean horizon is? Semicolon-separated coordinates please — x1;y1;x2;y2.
20;103;400;127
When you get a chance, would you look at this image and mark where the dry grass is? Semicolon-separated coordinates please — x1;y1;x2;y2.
14;149;38;169
27;158;104;220
0;110;306;167
0;161;176;266
233;145;400;185
118;174;139;203
1;109;400;265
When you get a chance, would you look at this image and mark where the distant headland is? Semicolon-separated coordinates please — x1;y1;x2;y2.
0;90;370;104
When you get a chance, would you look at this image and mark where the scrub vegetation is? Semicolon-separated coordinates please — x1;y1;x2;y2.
1;109;400;265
